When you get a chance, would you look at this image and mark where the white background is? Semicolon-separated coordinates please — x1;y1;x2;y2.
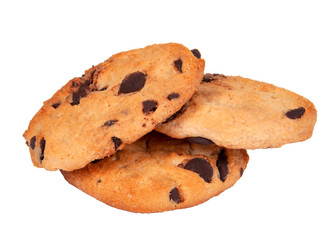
1;0;325;239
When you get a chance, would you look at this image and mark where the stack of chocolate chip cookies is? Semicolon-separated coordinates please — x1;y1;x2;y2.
23;43;317;213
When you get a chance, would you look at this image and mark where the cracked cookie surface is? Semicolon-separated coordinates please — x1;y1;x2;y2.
61;132;248;213
156;73;317;149
23;43;205;171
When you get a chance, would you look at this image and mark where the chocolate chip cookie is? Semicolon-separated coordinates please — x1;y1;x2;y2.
156;74;317;149
23;43;205;171
61;132;248;213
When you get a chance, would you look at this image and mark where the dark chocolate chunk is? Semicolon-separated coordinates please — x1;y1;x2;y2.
39;138;46;161
25;141;29;147
88;68;96;83
163;105;186;123
142;100;158;114
118;71;147;94
52;102;61;109
174;59;183;73
184;157;213;183
168;93;180;100
240;168;244;177
216;149;229;182
30;136;36;150
112;136;122;151
71;80;92;106
191;49;201;59
285;107;305;119
169;187;183;204
104;120;118;127
202;73;226;83
187;137;214;145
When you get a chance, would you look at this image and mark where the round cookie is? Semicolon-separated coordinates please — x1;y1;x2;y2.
61;132;249;213
23;43;205;171
156;73;317;149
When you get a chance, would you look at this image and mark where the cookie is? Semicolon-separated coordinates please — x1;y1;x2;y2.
61;132;248;213
156;73;317;149
23;43;205;171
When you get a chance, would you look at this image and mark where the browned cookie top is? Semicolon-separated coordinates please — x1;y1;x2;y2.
61;132;248;213
156;73;317;149
24;43;205;171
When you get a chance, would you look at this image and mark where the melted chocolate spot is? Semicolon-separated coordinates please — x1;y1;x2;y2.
52;103;61;109
142;100;158;114
30;136;36;150
169;187;183;203
202;73;226;83
187;137;214;145
184;158;213;183
71;81;92;106
118;72;146;94
174;59;183;73
285;107;305;119
163;105;186;123
216;149;229;182
104;120;118;127
168;93;180;100
39;138;46;161
112;137;122;151
240;168;244;177
191;49;201;59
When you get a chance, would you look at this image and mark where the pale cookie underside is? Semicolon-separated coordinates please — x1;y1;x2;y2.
61;132;248;213
156;74;317;149
23;43;205;171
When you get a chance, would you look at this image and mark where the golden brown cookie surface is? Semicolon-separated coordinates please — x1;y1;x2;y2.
23;43;205;171
156;74;317;149
61;132;248;213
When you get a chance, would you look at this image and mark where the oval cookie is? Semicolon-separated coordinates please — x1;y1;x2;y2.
23;43;205;171
156;73;317;149
61;132;249;213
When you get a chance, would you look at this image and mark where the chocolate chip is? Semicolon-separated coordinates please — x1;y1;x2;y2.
202;73;226;83
52;102;61;109
71;81;92;106
169;187;183;204
285;107;305;119
184;158;213;183
187;137;214;145
30;136;36;150
25;141;29;147
118;71;147;94
142;100;158;114
39;138;46;161
216;149;229;182
174;59;182;73
240;168;244;177
163;105;186;123
88;69;96;83
191;49;201;59
97;179;102;184
168;93;180;100
104;120;117;127
112;136;122;151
